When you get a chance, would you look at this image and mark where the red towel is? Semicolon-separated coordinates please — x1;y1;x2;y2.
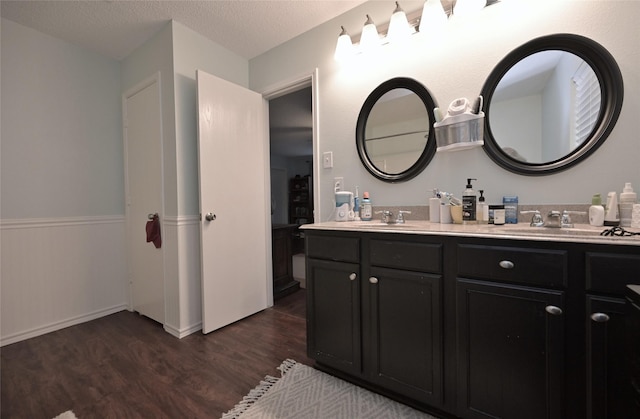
146;214;162;248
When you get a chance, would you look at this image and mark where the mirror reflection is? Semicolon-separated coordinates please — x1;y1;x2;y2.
356;77;437;183
489;50;601;164
364;88;430;174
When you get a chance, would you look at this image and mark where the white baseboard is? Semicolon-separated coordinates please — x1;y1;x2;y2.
164;322;202;339
0;304;128;347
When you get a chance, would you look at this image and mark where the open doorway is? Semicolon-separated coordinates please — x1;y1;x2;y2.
268;85;313;301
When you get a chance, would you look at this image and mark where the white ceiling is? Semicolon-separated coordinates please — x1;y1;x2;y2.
0;0;368;61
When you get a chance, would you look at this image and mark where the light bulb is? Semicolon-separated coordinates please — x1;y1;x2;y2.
359;15;380;53
387;2;412;43
419;0;447;33
454;0;487;18
334;26;354;61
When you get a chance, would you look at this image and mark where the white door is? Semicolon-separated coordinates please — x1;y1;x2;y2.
123;75;165;324
196;70;270;334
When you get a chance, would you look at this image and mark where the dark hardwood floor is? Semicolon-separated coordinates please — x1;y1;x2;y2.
1;289;311;419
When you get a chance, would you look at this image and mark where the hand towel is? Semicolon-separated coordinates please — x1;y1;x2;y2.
146;214;162;248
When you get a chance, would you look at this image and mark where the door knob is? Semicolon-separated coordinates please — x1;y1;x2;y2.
205;213;216;222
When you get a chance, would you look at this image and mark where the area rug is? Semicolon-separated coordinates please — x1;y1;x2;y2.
222;359;440;418
52;411;77;419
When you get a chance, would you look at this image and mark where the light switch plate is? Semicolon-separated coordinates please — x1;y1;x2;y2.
323;151;333;168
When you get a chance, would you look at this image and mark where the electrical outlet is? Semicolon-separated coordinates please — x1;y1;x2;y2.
322;151;333;169
334;177;344;192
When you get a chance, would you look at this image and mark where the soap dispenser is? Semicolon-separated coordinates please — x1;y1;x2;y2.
462;178;477;224
477;190;488;224
589;194;605;227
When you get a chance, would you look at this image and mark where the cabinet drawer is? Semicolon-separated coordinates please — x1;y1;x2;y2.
307;234;359;263
370;239;442;273
457;244;568;287
586;252;640;295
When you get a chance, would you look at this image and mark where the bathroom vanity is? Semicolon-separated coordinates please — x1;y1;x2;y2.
302;221;640;419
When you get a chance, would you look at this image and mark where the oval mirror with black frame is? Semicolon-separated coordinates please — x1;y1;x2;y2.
356;77;438;182
481;33;623;175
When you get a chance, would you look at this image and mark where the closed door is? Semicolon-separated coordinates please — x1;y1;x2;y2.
196;70;270;334
123;74;164;324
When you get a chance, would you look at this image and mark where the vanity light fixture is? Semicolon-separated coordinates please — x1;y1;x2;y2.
334;26;354;61
453;0;488;18
334;1;499;61
419;0;448;33
387;2;413;43
359;14;381;53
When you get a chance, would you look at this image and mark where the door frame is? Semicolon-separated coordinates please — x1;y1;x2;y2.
260;69;321;226
122;72;166;316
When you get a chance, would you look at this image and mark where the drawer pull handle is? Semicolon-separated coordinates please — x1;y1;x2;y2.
590;312;610;323
349;273;357;281
499;260;515;269
369;277;378;284
545;305;563;316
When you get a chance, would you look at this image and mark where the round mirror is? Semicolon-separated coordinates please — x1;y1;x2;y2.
481;34;623;175
356;78;438;182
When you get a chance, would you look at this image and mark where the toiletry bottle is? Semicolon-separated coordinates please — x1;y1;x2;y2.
619;182;637;227
462;178;477;224
589;193;605;227
604;191;620;226
503;196;519;224
477;190;488;224
360;192;372;221
354;186;361;221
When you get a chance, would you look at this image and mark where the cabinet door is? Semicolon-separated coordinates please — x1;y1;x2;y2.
367;267;443;406
457;279;565;419
307;258;361;376
586;295;635;419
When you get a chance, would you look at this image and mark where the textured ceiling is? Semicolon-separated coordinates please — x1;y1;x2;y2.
0;0;368;60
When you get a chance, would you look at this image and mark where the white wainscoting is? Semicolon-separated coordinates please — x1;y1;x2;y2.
161;215;202;338
0;216;128;346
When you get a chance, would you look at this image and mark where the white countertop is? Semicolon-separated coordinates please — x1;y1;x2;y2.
301;220;640;246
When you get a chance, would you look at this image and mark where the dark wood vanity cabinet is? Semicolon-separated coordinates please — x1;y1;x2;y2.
585;251;640;419
305;228;640;419
306;232;445;408
456;243;567;419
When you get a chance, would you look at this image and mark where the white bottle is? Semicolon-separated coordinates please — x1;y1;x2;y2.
589;194;605;227
604;191;620;226
476;190;489;224
619;182;637;227
360;192;372;221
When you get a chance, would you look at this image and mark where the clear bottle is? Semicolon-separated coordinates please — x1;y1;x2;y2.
360;191;372;221
462;178;477;224
476;190;488;224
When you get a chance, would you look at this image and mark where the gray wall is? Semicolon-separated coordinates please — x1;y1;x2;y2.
249;0;640;222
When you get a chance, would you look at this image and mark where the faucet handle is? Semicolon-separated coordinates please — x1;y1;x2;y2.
375;210;394;223
397;210;412;224
561;210;587;228
520;210;543;227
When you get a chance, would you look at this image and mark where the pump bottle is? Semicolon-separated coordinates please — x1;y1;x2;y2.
462;178;477;224
477;190;488;224
620;182;637;227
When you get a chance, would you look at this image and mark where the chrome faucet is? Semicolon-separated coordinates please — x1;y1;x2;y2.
376;210;395;224
375;210;412;224
541;210;586;228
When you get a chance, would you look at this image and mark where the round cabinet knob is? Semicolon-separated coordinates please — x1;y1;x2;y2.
349;273;357;281
545;305;563;316
590;312;610;323
499;260;515;269
369;277;378;284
